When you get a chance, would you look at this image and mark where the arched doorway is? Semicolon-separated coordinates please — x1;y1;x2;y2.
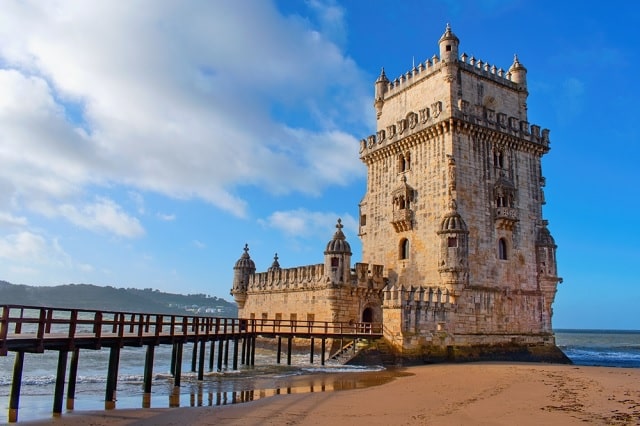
362;307;373;323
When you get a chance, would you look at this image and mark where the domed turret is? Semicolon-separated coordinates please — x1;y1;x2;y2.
268;253;281;272
324;219;352;286
374;68;389;118
437;199;469;293
508;54;527;90
438;23;459;63
231;244;255;308
324;218;352;255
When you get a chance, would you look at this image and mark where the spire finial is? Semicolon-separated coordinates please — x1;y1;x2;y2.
336;218;343;231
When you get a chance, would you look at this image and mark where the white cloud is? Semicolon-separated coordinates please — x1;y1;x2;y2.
0;231;70;267
260;208;357;239
157;213;176;222
58;197;144;238
0;0;370;228
0;212;28;227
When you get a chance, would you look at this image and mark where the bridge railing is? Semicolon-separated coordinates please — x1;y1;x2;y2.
0;305;383;356
249;318;383;336
0;305;246;355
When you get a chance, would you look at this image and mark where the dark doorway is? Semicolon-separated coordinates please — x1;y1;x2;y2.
362;307;373;323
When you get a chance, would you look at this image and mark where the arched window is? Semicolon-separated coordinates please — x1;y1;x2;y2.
498;238;508;260
400;238;410;259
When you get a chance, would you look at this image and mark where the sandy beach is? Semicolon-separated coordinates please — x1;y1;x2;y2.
21;362;640;425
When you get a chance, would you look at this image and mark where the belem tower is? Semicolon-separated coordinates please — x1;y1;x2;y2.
231;26;567;362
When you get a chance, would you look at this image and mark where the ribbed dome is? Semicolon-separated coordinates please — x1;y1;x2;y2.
439;199;468;233
325;218;352;255
234;244;256;270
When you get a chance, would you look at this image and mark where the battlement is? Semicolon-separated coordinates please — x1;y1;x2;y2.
382;51;518;100
245;262;386;293
383;284;454;309
247;263;326;291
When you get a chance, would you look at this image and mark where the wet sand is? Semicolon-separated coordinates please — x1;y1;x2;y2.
24;363;640;425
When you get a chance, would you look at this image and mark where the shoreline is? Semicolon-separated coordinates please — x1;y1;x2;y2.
21;362;640;425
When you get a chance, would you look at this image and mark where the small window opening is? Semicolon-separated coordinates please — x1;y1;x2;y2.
400;238;410;260
448;236;458;248
498;238;508;260
446;45;452;52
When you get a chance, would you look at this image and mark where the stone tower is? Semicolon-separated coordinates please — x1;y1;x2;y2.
358;25;563;358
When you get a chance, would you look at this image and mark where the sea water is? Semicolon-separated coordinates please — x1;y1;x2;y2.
1;330;639;423
0;341;386;423
555;329;640;368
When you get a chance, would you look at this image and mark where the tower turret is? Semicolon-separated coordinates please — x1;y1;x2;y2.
508;54;527;89
438;23;459;63
324;218;352;286
437;199;469;295
230;244;255;308
374;68;389;119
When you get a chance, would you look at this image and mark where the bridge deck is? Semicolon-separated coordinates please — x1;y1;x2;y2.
0;305;382;355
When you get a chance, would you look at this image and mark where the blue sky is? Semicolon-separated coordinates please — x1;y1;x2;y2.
0;0;638;330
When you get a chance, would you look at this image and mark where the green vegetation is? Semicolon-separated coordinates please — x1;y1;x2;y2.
0;280;237;317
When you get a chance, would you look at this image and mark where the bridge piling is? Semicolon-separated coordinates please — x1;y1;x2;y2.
321;338;326;365
217;338;224;371
232;336;239;370
8;351;24;423
287;337;292;365
198;339;206;380
66;348;80;410
276;336;282;364
224;338;229;367
208;338;215;370
310;337;315;364
250;336;256;366
105;346;120;409
191;340;198;372
142;344;155;408
53;350;68;415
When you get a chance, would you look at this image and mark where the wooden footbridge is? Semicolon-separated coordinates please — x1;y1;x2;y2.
0;304;382;422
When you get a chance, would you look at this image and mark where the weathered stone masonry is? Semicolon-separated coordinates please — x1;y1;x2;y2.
231;26;565;362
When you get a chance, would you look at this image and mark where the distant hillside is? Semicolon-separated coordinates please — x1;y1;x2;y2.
0;280;237;317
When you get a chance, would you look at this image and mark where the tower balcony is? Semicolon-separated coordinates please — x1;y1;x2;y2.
391;208;413;232
494;207;518;230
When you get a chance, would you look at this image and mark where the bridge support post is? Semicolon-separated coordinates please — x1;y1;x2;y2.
8;351;24;423
173;342;183;388
321;338;326;366
198;339;206;380
276;337;282;364
66;348;80;410
217;339;224;371
53;350;68;415
287;337;292;366
250;336;256;366
170;343;177;376
191;340;198;372
224;338;229;367
241;337;247;365
232;337;239;370
310;337;314;364
105;346;121;410
143;344;155;408
209;339;215;370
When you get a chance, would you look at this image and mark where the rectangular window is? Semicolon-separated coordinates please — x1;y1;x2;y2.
448;237;458;247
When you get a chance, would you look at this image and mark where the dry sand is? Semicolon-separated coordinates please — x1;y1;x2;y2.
24;363;640;425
